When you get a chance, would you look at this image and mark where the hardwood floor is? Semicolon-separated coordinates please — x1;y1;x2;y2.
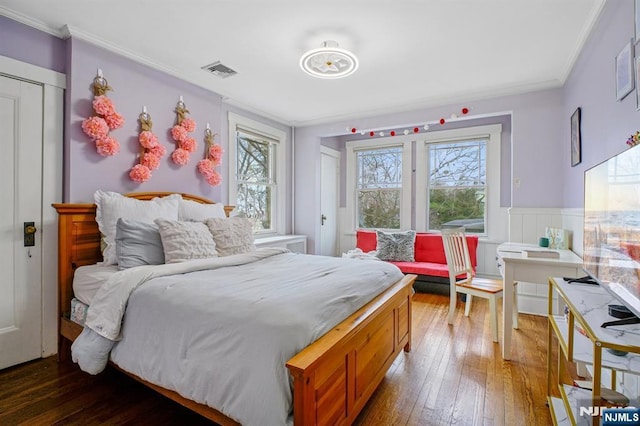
0;292;569;425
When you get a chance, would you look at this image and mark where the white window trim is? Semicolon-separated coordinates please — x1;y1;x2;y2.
228;112;287;236
346;136;412;232
415;124;502;240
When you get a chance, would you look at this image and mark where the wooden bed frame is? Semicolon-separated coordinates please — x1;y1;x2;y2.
53;191;416;426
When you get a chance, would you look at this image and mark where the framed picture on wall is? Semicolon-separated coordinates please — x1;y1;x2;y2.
636;0;640;42
616;39;634;101
571;107;581;167
636;55;640;110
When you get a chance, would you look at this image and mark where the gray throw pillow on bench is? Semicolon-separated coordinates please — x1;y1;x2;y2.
375;230;416;262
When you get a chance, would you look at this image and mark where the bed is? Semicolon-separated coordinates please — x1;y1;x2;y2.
53;191;416;425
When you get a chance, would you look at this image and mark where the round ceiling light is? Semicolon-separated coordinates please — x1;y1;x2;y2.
300;40;359;79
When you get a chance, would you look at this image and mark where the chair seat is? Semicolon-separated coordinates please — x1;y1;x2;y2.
457;277;503;294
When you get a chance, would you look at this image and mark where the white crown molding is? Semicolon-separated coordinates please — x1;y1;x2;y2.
293;78;563;128
2;4;602;130
0;8;293;126
0;6;65;37
559;0;607;84
64;24;186;79
63;24;292;127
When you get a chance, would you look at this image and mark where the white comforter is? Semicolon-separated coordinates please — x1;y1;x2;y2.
72;248;404;426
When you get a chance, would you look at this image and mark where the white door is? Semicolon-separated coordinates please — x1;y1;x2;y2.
320;148;340;256
0;75;43;369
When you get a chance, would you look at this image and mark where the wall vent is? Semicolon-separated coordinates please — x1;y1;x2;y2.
201;61;237;78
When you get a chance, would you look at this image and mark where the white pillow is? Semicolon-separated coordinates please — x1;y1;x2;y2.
205;217;256;257
94;190;180;265
155;218;218;263
178;198;227;221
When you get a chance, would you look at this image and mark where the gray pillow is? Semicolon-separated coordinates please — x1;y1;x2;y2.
115;218;165;269
375;230;416;262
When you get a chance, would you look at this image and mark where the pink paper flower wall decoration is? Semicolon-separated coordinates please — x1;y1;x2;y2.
129;110;163;183
170;98;197;165
198;127;223;186
81;71;124;156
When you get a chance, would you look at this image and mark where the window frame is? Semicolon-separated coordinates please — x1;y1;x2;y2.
346;136;412;232
228;112;286;236
415;124;502;239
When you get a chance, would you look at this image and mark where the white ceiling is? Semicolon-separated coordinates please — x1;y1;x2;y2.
1;0;605;126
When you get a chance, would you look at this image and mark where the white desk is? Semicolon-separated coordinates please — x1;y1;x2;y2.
496;242;583;360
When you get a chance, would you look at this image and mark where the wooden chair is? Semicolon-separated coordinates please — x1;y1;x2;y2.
441;227;517;342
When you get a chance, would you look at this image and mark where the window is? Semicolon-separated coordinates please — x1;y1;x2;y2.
416;124;502;237
228;113;286;235
428;139;487;233
236;131;276;232
346;125;501;238
346;137;412;231
356;146;403;229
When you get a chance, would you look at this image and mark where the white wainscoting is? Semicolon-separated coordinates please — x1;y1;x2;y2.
506;207;584;315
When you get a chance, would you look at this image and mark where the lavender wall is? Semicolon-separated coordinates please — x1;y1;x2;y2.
67;40;293;211
295;88;564;253
0;15;66;73
563;0;638;208
2;17;293;230
66;39;224;202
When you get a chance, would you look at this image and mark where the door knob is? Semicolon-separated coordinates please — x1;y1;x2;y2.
24;222;36;247
321;214;327;225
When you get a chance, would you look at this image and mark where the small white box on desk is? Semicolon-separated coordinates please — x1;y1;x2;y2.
523;249;560;259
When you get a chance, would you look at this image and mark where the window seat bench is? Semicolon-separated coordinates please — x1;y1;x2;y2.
355;230;479;290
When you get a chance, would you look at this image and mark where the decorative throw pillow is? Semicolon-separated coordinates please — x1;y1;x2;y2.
115;219;165;270
155;218;218;263
205;217;255;257
178;198;227;221
375;230;416;262
94;190;180;265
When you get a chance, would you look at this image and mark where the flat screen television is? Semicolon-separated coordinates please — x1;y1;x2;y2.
583;144;640;318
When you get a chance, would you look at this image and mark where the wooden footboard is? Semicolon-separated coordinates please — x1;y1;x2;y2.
287;273;416;426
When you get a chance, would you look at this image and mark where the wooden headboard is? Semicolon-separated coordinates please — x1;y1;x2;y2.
52;192;233;320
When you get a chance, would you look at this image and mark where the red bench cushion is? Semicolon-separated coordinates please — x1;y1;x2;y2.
388;261;451;277
355;230;479;274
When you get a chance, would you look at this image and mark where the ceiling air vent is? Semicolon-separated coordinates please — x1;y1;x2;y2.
202;61;237;78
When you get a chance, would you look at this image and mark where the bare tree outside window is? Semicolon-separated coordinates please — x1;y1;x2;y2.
428;139;487;233
356;147;402;229
236;133;275;232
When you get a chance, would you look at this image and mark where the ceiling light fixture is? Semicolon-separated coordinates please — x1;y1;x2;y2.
300;40;359;79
